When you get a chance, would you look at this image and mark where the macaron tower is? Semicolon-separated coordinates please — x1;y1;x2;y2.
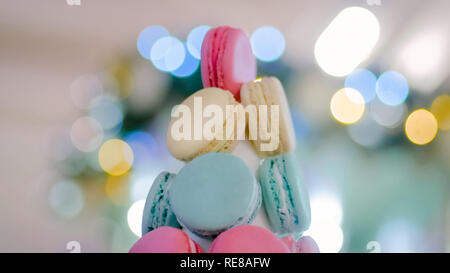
129;26;317;253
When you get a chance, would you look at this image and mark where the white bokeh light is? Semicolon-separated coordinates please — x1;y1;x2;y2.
304;193;344;253
310;193;343;224
314;7;380;77
127;199;146;237
70;116;104;152
304;219;344;253
396;29;448;94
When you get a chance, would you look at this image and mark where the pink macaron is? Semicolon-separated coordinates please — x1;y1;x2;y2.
282;235;320;253
129;226;203;253
209;225;290;253
200;26;257;101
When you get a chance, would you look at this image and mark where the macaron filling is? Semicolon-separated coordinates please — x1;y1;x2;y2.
269;157;299;231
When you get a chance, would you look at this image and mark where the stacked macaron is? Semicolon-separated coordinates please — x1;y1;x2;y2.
130;26;317;253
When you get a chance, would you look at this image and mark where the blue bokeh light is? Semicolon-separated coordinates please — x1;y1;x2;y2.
137;26;170;60
345;69;377;103
187;25;211;59
151;36;186;72
125;131;157;169
376;71;409;106
171;43;200;78
251;26;286;62
290;108;310;141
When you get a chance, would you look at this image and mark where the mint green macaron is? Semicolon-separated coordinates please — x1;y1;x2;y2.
141;172;181;235
258;153;311;235
169;153;261;238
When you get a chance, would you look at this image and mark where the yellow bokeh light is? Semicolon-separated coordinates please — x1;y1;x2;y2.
330;88;365;124
430;94;450;130
105;173;131;206
98;139;134;176
405;109;438;145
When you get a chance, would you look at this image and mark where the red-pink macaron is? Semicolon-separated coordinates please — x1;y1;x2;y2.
129;226;203;253
200;26;257;101
209;225;290;253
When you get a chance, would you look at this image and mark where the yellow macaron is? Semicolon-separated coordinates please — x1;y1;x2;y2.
240;77;296;157
166;87;242;162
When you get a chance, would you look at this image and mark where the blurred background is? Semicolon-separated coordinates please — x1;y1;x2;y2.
0;0;449;252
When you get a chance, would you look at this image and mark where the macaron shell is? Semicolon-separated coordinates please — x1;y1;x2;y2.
141;172;180;236
201;26;256;100
209;225;290;253
169;153;261;237
221;28;257;100
240;77;296;156
258;153;311;235
129;227;203;253
166;87;239;161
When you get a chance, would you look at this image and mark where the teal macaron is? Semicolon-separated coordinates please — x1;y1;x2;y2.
141;172;181;236
169;153;261;238
258;153;311;235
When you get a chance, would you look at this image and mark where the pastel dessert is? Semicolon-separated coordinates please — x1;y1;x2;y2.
209;225;290;253
169;153;261;237
282;235;320;253
129;226;203;253
166;87;242;162
141;172;180;236
201;26;257;100
258;153;311;235
240;77;296;157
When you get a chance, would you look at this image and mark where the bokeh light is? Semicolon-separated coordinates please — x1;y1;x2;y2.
137;25;170;60
345;69;377;102
314;7;380;77
310;193;343;224
251;26;286;62
130;172;158;202
170;43;200;78
290;108;310;141
304;219;344;253
49;181;84;218
330;88;365;124
186;25;210;59
70;74;103;109
124;131;157;170
98;139;134;176
90;95;123;132
127;199;145;237
105;173;131;206
370;98;407;128
376;71;409;106
397;29;447;93
151;36;185;72
430;94;450;130
70;116;104;152
405;109;438;145
348;115;385;148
